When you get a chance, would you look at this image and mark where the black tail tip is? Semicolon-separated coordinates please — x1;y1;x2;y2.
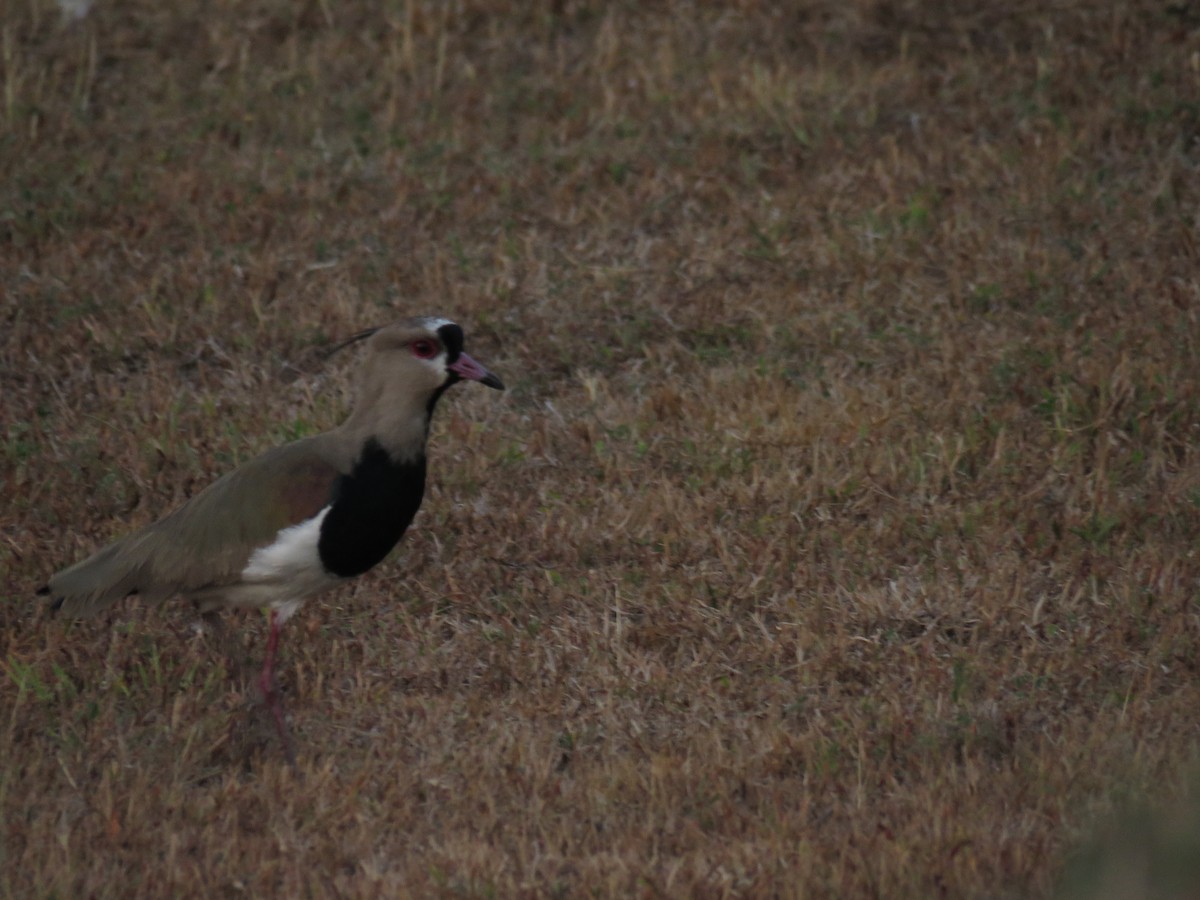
38;586;64;613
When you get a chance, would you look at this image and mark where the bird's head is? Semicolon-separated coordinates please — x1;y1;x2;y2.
334;316;504;456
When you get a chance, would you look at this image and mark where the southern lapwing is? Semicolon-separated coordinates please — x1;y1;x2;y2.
41;316;504;762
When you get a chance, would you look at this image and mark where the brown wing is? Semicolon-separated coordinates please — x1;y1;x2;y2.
48;436;344;617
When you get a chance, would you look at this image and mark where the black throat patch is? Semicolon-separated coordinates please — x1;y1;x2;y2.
317;438;426;578
437;322;464;363
426;322;467;418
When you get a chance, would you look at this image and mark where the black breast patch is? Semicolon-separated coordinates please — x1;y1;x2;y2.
317;438;426;578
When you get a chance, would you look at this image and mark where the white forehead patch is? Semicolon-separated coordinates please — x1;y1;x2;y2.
421;317;454;332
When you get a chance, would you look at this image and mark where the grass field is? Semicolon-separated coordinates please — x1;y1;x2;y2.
3;1;1199;896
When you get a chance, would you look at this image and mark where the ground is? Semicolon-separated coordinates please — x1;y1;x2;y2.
2;1;1199;896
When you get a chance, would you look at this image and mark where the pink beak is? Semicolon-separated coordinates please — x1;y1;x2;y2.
448;352;504;390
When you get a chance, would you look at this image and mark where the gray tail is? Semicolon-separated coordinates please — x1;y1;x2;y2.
45;539;147;618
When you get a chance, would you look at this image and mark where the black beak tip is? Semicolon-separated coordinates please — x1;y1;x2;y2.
482;372;505;391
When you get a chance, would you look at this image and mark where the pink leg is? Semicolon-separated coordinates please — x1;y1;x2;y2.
259;609;297;766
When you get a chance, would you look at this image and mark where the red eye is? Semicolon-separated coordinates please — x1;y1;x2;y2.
411;339;437;359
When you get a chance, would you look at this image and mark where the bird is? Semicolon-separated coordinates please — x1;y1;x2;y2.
40;316;504;763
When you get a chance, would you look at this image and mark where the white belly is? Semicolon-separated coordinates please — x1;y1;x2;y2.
228;507;343;622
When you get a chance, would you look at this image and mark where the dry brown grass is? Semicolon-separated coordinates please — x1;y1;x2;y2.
3;1;1200;896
